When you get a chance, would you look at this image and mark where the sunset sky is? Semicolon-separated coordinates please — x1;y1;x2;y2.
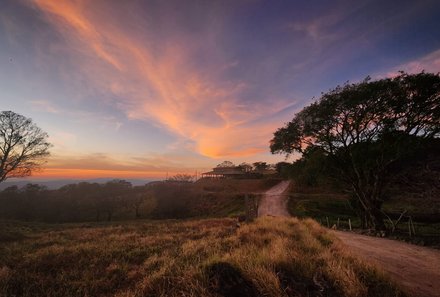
1;0;440;180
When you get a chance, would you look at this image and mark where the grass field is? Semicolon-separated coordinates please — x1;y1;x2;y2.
0;217;405;297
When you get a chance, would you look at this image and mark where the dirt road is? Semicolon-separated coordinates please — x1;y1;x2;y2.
258;181;440;297
257;180;290;217
335;230;440;297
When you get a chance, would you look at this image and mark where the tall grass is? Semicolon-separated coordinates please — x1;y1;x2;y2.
0;217;404;297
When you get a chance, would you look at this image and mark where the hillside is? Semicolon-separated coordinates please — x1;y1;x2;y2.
0;178;280;223
0;217;404;297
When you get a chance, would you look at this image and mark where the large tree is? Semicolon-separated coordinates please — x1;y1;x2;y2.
0;111;51;182
270;72;440;230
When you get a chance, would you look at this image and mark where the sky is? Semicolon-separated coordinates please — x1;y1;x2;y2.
1;0;440;180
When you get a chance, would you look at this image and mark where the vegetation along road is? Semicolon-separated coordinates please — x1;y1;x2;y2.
258;181;440;297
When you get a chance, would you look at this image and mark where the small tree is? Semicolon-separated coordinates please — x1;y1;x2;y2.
127;185;154;219
101;180;132;221
238;162;253;172
216;161;235;168
168;174;194;182
253;161;269;171
0;111;51;182
270;72;440;230
274;162;291;178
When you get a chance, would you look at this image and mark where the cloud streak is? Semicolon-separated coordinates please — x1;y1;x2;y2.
382;49;440;77
30;0;292;158
2;0;438;179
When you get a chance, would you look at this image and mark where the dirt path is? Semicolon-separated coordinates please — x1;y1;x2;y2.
258;180;290;217
334;231;440;297
258;181;440;297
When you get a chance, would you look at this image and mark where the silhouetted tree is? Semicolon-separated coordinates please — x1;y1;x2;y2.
101;180;132;221
168;174;194;182
0;185;20;218
289;146;331;187
20;184;48;221
253;162;269;171
238;162;253;173
127;185;152;219
271;72;440;230
216;161;235;167
275;162;291;178
60;182;102;221
0;111;51;183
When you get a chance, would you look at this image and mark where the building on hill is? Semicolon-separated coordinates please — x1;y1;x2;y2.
201;166;247;179
201;166;276;179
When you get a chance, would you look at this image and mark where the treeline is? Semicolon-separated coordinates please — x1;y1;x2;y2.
277;137;440;224
279;137;440;193
0;180;147;222
0;180;214;223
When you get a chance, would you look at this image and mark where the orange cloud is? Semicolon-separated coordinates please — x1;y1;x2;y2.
32;0;290;158
36;152;213;179
34;153;285;179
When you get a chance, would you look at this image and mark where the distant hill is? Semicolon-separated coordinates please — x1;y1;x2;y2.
0;178;157;190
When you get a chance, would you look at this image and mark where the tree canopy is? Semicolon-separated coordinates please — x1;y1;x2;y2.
253;161;269;171
270;72;440;230
168;173;194;182
216;161;235;168
0;111;51;182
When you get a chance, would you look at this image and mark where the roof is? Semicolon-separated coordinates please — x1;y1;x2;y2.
202;170;246;175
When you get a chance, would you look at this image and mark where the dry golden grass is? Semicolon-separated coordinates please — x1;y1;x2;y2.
0;217;405;297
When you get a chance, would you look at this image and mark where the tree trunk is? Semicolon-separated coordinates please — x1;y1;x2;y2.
353;189;386;231
369;207;386;231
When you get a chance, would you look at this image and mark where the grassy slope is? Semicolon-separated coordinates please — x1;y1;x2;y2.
287;186;440;247
0;217;404;297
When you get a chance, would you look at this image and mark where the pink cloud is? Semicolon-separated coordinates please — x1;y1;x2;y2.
382;49;440;77
30;0;291;158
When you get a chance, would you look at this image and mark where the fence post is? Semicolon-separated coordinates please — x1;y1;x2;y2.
245;193;258;222
348;219;352;231
409;217;416;236
254;196;259;218
326;217;330;228
411;218;416;235
244;194;249;221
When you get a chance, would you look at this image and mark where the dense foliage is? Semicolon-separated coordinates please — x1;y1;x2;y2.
0;180;152;222
271;72;440;230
